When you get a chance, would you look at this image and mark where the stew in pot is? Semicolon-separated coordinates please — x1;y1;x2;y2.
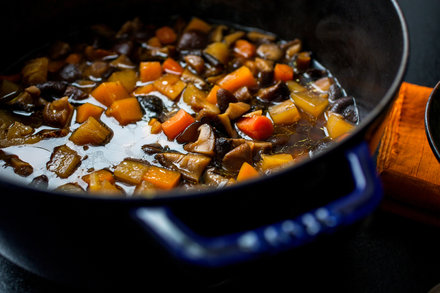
0;17;359;196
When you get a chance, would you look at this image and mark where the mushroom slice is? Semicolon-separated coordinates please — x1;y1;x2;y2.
203;168;235;187
184;124;216;156
222;143;252;172
155;152;211;183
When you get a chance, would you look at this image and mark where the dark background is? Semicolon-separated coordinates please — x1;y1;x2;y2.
1;0;440;292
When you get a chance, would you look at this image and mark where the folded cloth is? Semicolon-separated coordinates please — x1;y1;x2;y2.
376;82;440;226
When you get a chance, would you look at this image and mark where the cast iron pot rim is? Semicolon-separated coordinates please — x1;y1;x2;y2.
425;81;440;163
0;0;409;205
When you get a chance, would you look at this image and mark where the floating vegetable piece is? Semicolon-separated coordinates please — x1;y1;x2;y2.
163;57;184;75
69;116;113;146
217;66;257;93
204;42;229;65
184;17;212;33
259;153;294;171
43;96;74;128
106;97;143;125
236;162;259;182
326;112;355;139
234;39;256;59
155;152;211;183
47;144;81;178
268;99;301;125
140;61;162;83
76;103;104;123
91;81;129;107
161;109;195;140
291;91;329;118
274;63;294;82
155;26;177;45
153;74;186;100
183;124;216;156
143;166;181;190
236;115;274;140
22;57;49;85
108;69;138;92
114;159;150;185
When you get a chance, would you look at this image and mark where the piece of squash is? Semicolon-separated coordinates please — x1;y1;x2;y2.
153;74;187;100
106;97;143;125
91;81;129;107
108;69;138;92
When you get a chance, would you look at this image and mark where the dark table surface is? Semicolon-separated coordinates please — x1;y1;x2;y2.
1;0;440;292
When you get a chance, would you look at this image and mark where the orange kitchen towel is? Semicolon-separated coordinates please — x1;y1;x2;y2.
377;82;440;226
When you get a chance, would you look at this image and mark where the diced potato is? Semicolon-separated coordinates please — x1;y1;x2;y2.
291;91;329;118
153;74;186;100
286;80;307;93
108;69;138;92
268;99;301;125
326;112;355;139
259;153;294;171
114;159;150;185
69;116;113;146
46;144;81;178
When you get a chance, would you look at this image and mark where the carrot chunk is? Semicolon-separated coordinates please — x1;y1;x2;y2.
155;26;177;45
233;39;256;59
162;109;195;140
206;85;221;104
91;81;129;107
65;53;82;64
236;115;274;140
140;61;162;82
76;103;104;123
217;66;257;93
143;166;181;190
274;63;294;82
236;162;259;182
106;97;143;125
162;58;184;75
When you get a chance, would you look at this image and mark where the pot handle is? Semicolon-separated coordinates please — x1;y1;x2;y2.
132;142;382;267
